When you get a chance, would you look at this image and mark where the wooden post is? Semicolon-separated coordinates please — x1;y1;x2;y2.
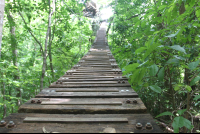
0;0;5;58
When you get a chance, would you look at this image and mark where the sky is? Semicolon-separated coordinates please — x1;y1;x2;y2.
92;0;114;20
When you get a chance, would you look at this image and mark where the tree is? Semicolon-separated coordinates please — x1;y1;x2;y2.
0;0;5;58
0;0;94;120
108;0;200;132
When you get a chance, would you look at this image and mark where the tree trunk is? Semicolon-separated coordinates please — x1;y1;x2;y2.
0;0;5;58
7;11;21;106
48;0;56;79
2;81;6;118
40;0;55;91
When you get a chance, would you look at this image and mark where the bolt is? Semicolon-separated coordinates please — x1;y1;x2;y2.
133;99;137;104
37;100;42;104
126;99;131;103
31;100;35;103
146;123;153;130
7;121;15;128
136;123;143;129
0;120;6;127
118;80;121;83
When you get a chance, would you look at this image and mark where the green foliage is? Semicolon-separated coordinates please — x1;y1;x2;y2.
0;0;95;120
149;85;162;94
156;110;193;133
108;0;200;132
155;111;174;118
172;116;193;133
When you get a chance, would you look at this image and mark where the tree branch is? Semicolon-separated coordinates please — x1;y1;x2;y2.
18;11;44;54
127;12;146;20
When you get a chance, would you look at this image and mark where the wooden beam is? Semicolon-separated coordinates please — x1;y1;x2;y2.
41;101;122;105
55;89;119;92
24;117;128;123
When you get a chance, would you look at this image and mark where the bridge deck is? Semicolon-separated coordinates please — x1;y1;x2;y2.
0;23;163;133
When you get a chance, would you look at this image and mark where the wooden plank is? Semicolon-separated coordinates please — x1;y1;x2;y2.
43;87;133;92
57;78;127;82
67;73;121;76
18;98;146;114
61;81;122;84
36;92;137;98
0;113;163;133
41;101;122;105
61;76;126;79
49;84;131;88
55;88;119;92
66;70;121;73
24;117;128;123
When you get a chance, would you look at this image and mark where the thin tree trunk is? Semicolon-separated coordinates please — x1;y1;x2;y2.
40;0;55;91
0;0;5;58
7;11;21;106
3;81;6;118
49;0;56;79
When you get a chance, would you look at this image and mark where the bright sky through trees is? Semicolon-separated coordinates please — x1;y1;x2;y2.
93;0;113;20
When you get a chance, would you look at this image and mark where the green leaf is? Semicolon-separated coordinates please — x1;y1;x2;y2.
165;29;181;38
166;58;179;65
174;84;183;91
142;43;161;61
123;63;140;75
185;85;192;92
149;85;162;93
190;76;200;86
135;47;147;54
177;109;187;116
188;60;199;71
169;45;186;54
155;111;174;118
130;69;140;83
158;67;164;81
172;116;193;133
137;68;146;84
196;6;200;21
149;64;158;76
194;95;200;101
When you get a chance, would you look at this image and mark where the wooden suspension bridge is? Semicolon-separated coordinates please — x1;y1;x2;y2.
0;23;163;133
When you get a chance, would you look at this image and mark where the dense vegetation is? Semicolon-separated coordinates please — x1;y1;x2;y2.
0;0;95;119
107;0;200;133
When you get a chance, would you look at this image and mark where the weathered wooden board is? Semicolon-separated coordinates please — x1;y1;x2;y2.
55;88;119;92
57;78;128;82
80;58;110;61
64;73;121;76
66;70;121;73
36;92;137;98
43;87;134;92
59;81;125;84
41;101;122;105
0;113;163;133
24;117;128;123
49;83;131;88
61;76;126;79
77;67;114;70
18;98;146;114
